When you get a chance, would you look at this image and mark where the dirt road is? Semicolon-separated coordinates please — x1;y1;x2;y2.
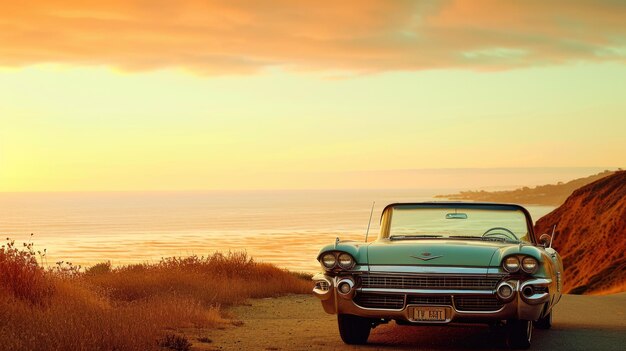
188;293;626;351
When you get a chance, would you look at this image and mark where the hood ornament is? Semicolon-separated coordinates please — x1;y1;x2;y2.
411;252;443;261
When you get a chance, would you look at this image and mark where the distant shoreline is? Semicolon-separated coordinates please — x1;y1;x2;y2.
435;170;617;206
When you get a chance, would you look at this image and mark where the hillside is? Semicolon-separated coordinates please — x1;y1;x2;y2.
436;170;617;205
534;171;626;294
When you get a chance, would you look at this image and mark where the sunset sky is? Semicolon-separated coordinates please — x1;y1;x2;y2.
1;0;625;191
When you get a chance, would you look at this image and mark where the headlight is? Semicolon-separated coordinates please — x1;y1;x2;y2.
337;253;355;269
521;256;538;273
503;256;520;272
321;253;336;269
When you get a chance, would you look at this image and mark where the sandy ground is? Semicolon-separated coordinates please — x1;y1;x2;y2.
185;293;626;351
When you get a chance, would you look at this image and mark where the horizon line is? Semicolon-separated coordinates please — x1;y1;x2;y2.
1;167;619;194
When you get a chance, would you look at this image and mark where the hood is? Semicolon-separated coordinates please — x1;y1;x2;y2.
367;239;508;267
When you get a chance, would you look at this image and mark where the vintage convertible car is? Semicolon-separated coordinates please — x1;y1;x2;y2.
313;202;563;349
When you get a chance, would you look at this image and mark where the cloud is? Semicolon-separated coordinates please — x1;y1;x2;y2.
0;0;624;74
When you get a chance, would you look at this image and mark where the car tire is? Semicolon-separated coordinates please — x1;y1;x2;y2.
507;319;532;349
338;314;371;345
535;310;552;329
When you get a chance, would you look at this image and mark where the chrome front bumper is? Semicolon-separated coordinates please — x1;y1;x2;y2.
313;273;551;323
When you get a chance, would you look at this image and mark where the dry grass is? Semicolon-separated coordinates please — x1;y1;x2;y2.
0;239;54;304
0;238;312;351
85;253;311;305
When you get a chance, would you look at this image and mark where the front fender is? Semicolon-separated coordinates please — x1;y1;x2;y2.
489;244;554;278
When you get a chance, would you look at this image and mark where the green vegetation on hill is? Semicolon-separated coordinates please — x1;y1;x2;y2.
436;170;618;205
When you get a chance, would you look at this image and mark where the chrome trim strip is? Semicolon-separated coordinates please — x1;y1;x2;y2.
351;298;406;311
348;265;369;272
358;288;495;295
521;278;552;287
364;272;506;278
369;265;497;275
454;306;506;314
487;267;505;275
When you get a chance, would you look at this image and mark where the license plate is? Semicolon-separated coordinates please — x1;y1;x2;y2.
412;306;447;321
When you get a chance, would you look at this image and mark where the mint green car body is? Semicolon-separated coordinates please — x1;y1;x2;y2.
313;202;563;349
326;238;552;270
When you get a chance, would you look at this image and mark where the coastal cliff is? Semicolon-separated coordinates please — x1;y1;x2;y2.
534;171;626;294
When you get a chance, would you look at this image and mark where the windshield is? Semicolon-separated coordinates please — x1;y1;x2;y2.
383;205;531;243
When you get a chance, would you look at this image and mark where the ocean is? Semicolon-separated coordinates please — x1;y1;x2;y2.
0;189;556;272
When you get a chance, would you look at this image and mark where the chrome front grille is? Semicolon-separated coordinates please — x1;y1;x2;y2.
354;293;405;309
455;296;503;311
354;293;503;312
354;294;454;309
354;273;505;312
361;274;500;290
406;295;452;305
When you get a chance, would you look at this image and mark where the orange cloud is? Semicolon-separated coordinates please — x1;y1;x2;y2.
0;0;624;74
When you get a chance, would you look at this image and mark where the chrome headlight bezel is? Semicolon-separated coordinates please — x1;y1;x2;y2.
502;255;540;274
521;256;539;274
321;252;337;269
337;252;355;270
319;251;356;271
503;256;521;273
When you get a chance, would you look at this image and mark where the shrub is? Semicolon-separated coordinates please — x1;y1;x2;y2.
85;261;112;275
0;238;54;304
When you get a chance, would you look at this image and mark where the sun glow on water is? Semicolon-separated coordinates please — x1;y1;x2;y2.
0;189;555;272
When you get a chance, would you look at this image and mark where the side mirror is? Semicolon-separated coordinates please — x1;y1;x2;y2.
539;234;551;247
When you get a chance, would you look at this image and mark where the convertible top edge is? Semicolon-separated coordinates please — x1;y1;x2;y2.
380;202;537;244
